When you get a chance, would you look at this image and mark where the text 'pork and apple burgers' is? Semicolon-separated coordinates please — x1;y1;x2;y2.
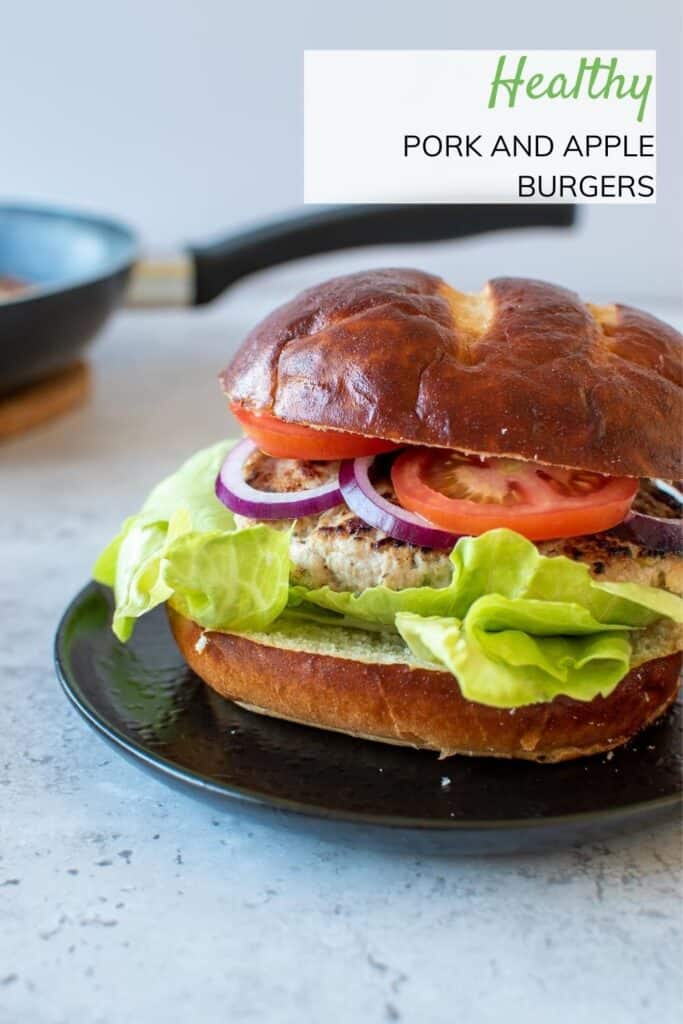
96;271;683;762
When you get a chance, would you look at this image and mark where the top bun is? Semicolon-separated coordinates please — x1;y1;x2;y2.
220;270;682;479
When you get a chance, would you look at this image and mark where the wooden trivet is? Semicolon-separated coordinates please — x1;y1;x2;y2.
0;362;91;442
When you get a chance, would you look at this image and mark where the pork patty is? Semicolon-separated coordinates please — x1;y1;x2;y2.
235;451;682;596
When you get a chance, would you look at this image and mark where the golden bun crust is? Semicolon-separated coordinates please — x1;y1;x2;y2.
168;608;681;763
220;270;683;480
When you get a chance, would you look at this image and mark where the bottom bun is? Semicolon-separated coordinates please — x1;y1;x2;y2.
167;608;682;763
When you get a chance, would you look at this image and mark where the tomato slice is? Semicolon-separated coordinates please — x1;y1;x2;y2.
391;449;638;541
231;403;400;460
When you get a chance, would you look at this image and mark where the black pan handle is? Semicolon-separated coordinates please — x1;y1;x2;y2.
188;204;576;306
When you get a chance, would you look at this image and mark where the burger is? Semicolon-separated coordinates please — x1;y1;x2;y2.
95;270;683;762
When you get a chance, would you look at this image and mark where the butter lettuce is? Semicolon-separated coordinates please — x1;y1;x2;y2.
451;529;682;627
95;441;683;708
94;441;290;641
395;603;632;707
287;578;462;628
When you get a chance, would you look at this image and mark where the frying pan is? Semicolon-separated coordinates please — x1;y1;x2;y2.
0;202;575;397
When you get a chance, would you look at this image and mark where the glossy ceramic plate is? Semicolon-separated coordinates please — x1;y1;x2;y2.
54;583;682;853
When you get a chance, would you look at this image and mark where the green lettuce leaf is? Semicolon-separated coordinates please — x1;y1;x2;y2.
287;577;462;629
93;441;290;641
450;529;682;627
395;599;633;707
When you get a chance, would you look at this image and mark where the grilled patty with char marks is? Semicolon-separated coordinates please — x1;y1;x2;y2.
235;451;682;596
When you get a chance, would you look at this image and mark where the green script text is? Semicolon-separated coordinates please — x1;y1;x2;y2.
488;55;653;123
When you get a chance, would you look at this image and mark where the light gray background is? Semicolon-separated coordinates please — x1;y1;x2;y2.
1;0;681;304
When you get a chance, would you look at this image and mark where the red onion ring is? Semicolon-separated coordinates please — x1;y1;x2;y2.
215;439;343;519
615;513;682;554
339;456;460;550
613;480;682;554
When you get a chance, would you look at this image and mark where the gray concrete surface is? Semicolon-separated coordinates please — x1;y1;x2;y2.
2;268;681;1024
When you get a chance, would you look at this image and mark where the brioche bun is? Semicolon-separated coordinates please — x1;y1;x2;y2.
221;270;683;480
168;607;681;762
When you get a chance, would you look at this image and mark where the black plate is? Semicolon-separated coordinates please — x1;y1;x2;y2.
54;583;682;853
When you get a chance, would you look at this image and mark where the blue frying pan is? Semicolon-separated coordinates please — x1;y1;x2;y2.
0;202;575;396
